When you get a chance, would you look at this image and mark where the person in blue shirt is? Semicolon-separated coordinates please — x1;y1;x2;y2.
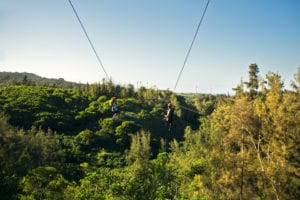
110;97;120;116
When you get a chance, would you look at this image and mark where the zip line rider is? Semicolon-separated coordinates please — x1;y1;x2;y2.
110;97;120;115
165;102;174;130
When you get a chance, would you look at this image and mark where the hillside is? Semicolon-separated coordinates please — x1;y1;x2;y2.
0;71;80;88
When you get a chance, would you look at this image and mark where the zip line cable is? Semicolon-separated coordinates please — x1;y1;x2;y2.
179;105;200;114
68;0;209;116
173;0;210;92
67;0;110;80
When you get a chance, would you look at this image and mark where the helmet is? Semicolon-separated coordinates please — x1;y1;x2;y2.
168;103;172;107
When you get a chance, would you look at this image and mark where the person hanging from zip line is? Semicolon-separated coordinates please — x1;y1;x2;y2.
164;102;174;131
110;97;120;116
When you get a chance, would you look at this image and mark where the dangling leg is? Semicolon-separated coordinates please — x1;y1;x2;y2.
168;122;172;131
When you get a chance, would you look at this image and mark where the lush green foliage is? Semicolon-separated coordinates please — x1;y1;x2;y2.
0;66;299;199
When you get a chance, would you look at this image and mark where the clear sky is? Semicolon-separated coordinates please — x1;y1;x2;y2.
0;0;299;94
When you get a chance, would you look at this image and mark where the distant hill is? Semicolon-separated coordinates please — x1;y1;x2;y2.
0;71;80;88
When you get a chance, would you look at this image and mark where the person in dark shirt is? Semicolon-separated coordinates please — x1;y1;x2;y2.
164;102;174;131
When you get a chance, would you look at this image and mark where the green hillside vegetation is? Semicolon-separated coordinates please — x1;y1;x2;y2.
0;65;299;200
0;71;80;88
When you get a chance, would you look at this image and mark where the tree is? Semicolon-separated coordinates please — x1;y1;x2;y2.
256;72;300;199
148;152;177;199
244;64;259;98
75;129;99;152
20;166;70;200
169;126;212;199
291;66;300;91
115;121;141;147
227;97;260;199
233;79;245;98
126;131;151;167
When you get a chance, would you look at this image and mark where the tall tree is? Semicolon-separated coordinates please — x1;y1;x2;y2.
244;64;260;98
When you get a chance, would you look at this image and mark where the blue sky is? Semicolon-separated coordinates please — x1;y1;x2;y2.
0;0;299;93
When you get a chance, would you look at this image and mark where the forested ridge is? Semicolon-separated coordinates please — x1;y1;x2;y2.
0;65;299;200
0;72;80;88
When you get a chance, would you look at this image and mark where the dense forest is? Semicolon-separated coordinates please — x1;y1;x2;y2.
0;64;299;200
